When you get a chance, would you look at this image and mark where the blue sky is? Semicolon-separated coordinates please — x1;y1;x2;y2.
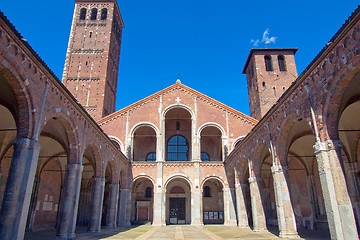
1;1;359;115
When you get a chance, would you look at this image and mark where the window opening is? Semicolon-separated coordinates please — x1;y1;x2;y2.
145;187;152;198
201;152;210;161
101;8;108;20
90;8;97;20
146;152;156;162
273;87;276;96
79;8;86;20
89;32;92;38
176;121;180;131
264;55;273;71
262;81;266;89
204;186;211;197
167;135;188;161
278;55;287;71
283;87;286;92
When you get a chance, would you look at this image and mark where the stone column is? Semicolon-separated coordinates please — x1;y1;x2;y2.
224;187;237;226
56;163;83;239
235;183;249;228
105;183;119;229
191;161;202;226
88;177;105;232
117;188;131;226
153;161;164;226
248;176;267;231
0;138;40;240
306;175;317;230
314;140;358;240
271;165;298;238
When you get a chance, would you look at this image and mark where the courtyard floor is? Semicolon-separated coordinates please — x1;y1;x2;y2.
24;225;331;240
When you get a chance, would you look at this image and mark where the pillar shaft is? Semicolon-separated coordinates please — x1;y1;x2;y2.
235;183;249;228
0;138;40;240
105;183;119;229
153;161;164;226
306;175;317;230
117;189;131;226
224;188;237;226
191;161;201;226
56;163;83;239
271;165;298;238
314;140;358;240
248;176;267;231
88;177;105;232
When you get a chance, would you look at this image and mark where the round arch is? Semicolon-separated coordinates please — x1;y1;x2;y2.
200;176;226;190
109;136;124;152
132;175;155;189
130;122;160;137
162;103;194;119
197;122;226;136
231;135;246;150
163;174;193;191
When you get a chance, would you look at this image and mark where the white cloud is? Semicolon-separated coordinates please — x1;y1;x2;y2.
250;28;278;47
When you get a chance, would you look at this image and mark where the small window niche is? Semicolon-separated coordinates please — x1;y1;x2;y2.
90;8;97;20
278;55;287;71
79;8;86;20
101;8;108;20
265;55;273;71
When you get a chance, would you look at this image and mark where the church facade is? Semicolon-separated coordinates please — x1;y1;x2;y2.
0;0;359;240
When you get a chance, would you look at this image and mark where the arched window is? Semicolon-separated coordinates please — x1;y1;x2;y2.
262;81;266;89
264;55;273;71
201;152;210;161
146;152;156;162
101;8;108;20
204;186;211;197
145;187;152;198
90;8;97;20
167;135;188;161
278;55;287;71
79;8;86;20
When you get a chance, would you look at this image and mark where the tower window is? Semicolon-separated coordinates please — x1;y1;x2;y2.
145;187;152;198
89;32;92;38
204;186;211;197
79;8;86;20
273;87;276;96
278;55;287;71
90;8;97;20
101;8;108;20
264;55;273;71
176;121;180;131
283;87;286;92
262;81;266;89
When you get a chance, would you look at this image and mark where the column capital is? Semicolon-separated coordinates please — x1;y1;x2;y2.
248;176;260;183
326;139;343;150
271;164;288;174
13;137;40;150
313;141;327;154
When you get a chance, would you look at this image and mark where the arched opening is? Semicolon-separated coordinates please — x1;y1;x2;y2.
202;178;224;224
265;55;273;71
0;105;17;210
165;177;191;224
131;178;154;224
285;119;330;237
79;8;86;20
165;108;192;161
133;126;156;161
100;8;107;20
336;74;360;233
200;126;222;161
24;117;70;234
75;146;96;230
278;55;287;71
259;147;278;230
90;8;97;20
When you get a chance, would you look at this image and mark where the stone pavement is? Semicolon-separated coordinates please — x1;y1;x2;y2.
24;225;331;239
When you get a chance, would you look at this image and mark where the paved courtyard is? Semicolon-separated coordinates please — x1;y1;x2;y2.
24;225;331;240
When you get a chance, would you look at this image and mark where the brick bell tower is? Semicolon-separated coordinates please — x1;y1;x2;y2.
62;0;124;120
243;48;298;120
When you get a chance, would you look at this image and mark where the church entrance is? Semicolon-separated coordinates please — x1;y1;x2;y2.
165;177;191;224
169;198;186;224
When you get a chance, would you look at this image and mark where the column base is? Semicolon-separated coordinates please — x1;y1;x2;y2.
152;221;166;226
190;220;203;226
252;227;268;232
279;231;299;239
56;233;76;240
224;220;238;226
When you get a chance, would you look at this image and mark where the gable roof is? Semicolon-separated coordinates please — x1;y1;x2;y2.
97;81;258;125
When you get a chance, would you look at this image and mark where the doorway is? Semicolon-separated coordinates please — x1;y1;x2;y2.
169;198;186;224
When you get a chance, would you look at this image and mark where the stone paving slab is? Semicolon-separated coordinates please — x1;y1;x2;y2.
24;225;332;239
